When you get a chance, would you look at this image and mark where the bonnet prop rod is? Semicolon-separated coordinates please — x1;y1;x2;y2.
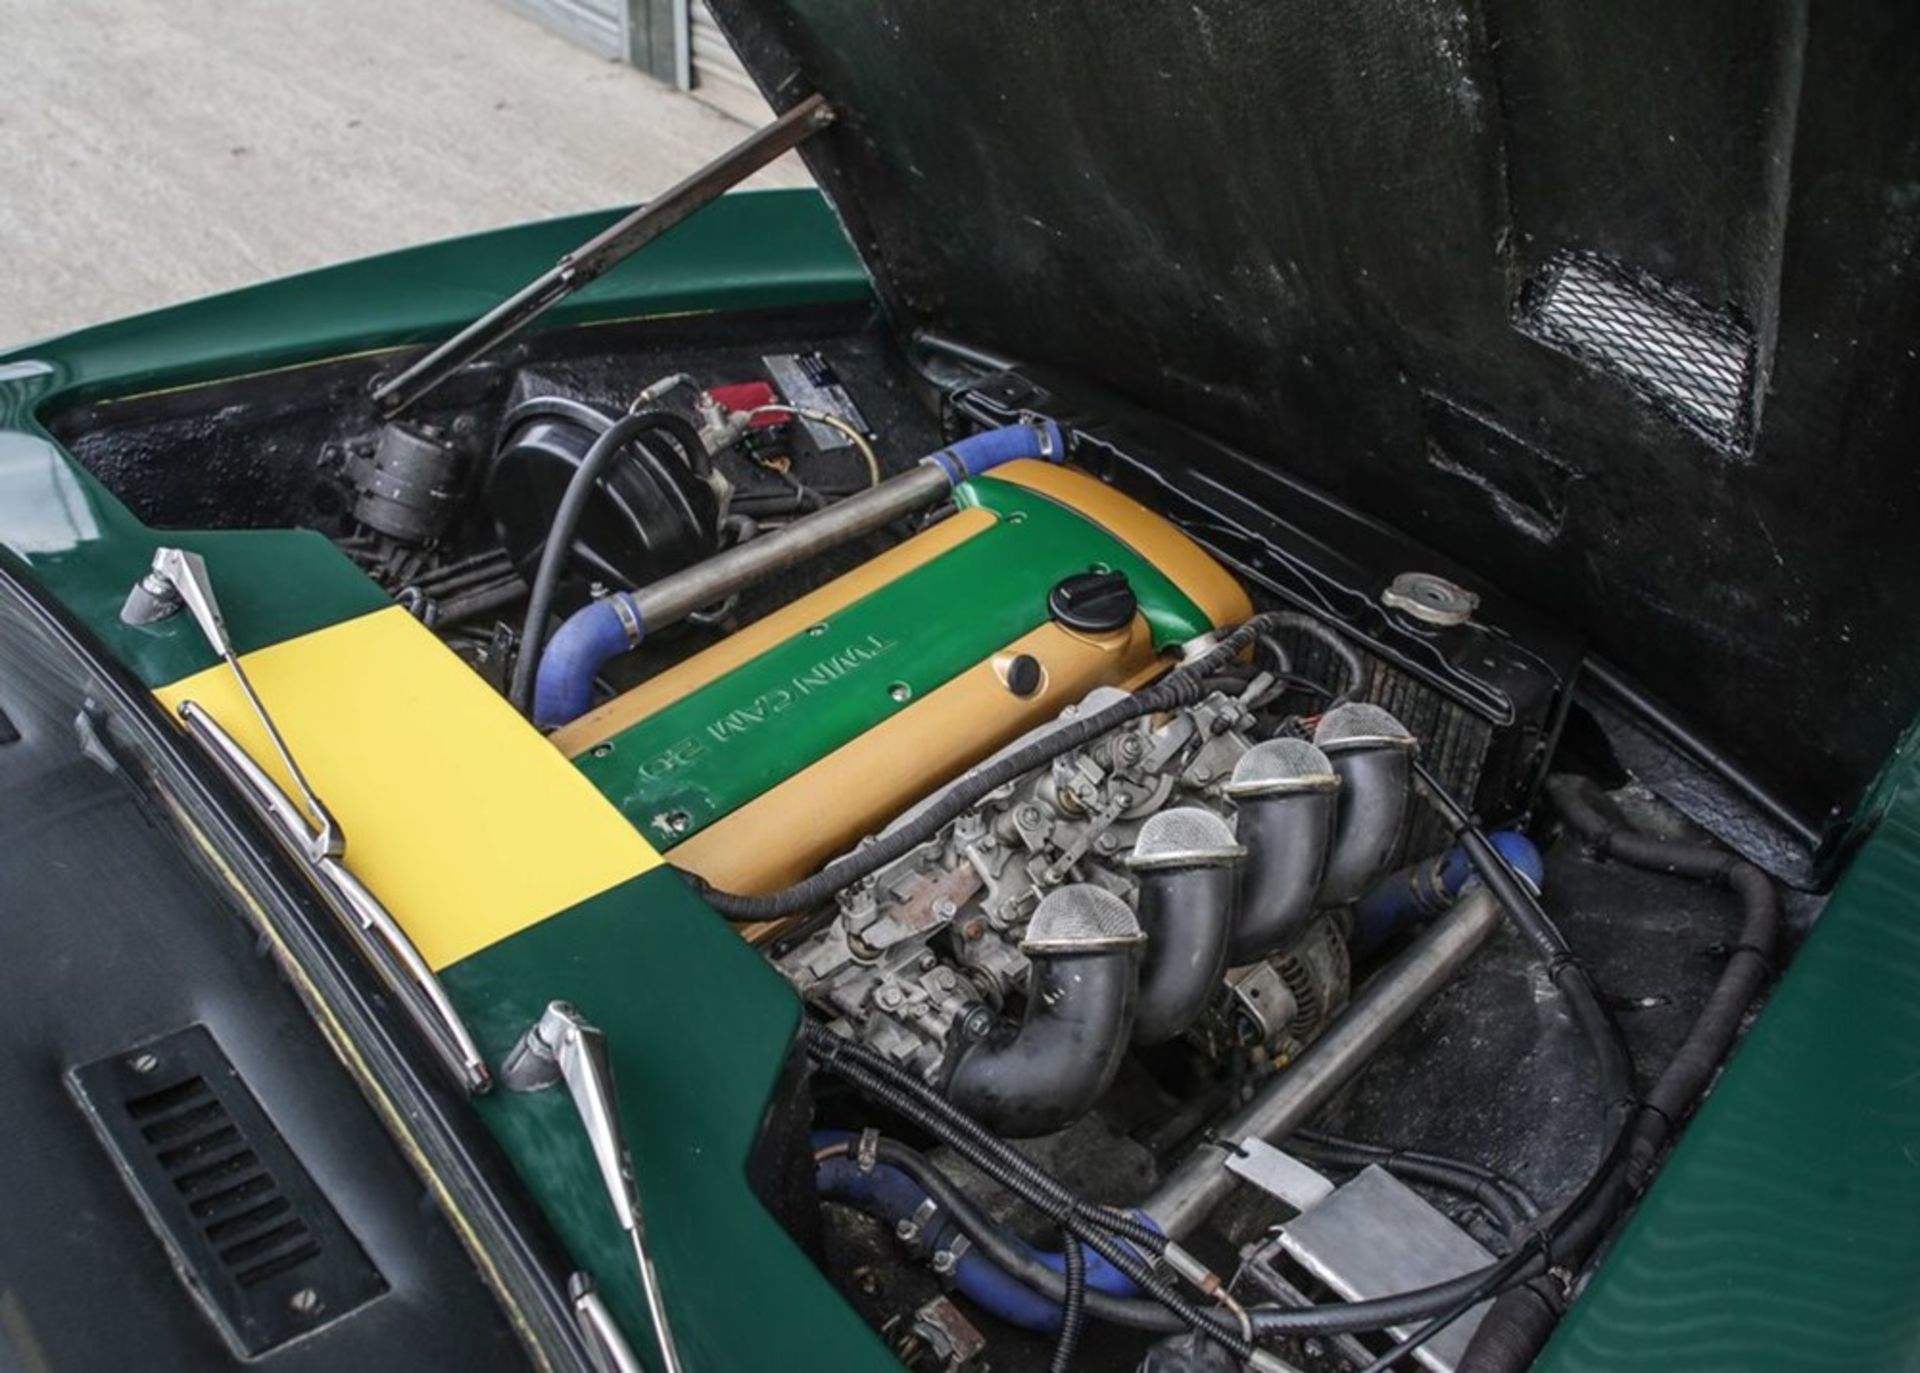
371;92;835;420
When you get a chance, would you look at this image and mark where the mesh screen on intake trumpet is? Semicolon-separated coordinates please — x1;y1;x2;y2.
1022;885;1144;953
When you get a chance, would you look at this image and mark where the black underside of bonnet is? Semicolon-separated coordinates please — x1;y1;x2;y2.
705;0;1920;835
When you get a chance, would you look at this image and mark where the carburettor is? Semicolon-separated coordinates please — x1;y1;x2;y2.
779;687;1255;1069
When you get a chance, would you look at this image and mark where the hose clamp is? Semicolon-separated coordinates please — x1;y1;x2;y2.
931;1233;971;1275
855;1126;882;1175
898;1197;940;1245
1018;410;1061;460
605;592;645;648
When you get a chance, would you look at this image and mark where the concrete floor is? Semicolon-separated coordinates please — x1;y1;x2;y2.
0;0;809;344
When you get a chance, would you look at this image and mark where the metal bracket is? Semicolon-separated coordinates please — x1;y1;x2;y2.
1222;1138;1336;1212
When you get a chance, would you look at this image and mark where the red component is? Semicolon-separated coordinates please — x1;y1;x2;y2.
706;381;782;426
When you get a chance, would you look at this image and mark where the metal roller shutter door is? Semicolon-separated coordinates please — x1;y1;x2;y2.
498;0;629;60
689;1;772;123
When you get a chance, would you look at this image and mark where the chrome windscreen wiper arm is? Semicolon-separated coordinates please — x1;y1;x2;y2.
128;546;490;1094
504;1003;682;1373
126;547;340;859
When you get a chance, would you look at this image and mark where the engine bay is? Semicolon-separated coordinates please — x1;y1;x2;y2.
52;305;1814;1372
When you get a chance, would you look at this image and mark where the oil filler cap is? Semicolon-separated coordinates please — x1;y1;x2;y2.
1049;570;1136;634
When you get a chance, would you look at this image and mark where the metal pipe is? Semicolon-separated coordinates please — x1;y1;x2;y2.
1581;657;1822;849
635;463;949;630
371;93;835;418
532;420;1066;725
1143;887;1501;1239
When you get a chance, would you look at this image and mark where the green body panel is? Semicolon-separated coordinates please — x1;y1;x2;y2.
3;189;868;403
0;189;870;687
574;474;1213;845
440;867;890;1370
1539;721;1920;1370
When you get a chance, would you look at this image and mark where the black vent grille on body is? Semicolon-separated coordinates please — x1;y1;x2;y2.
1520;249;1757;454
128;1073;323;1285
72;1026;385;1356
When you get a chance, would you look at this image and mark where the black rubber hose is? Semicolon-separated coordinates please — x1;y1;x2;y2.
730;483;862;517
812;1049;1265;1359
1266;610;1367;704
1458;774;1781;1373
814;1021;1565;1344
1294;1130;1540;1219
1415;762;1637;1114
1053;1233;1087;1373
1246;1116;1636;1342
505;409;709;713
692;614;1289;921
946;943;1140;1137
804;1023;1168;1254
865;1139;1191;1336
880;1138;1257;1356
1456;1278;1563;1372
1358;1256;1533;1373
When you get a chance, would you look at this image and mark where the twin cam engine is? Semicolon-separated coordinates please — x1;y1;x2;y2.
551;454;1425;1139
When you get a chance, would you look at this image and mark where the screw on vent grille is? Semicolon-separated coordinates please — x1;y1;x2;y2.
1520;249;1757;454
71;1027;386;1357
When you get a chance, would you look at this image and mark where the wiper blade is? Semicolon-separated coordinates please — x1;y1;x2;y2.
504;1002;681;1373
180;700;492;1094
570;1275;643;1373
127;546;489;1094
